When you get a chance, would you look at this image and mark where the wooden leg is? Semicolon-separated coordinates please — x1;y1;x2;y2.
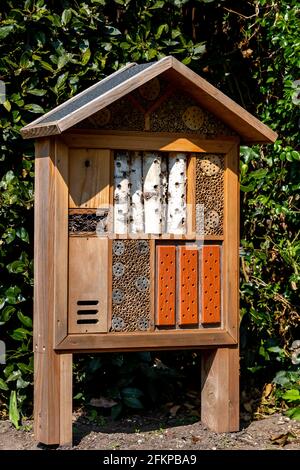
201;346;239;432
34;351;73;446
59;354;73;446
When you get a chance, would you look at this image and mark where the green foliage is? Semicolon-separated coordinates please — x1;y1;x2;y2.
0;0;299;425
273;370;300;421
73;351;188;420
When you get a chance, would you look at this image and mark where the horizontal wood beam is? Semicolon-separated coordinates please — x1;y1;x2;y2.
62;131;239;153
55;330;236;352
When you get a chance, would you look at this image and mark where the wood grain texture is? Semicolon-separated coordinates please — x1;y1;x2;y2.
34;138;72;445
156;245;176;326
63;132;238;153
223;145;239;341
54;138;69;345
178;247;198;325
201;245;221;325
59;353;73;446
164;57;277;144
56;329;235;352
34;138;59;444
201;346;239;432
68;237;108;334
69;148;110;208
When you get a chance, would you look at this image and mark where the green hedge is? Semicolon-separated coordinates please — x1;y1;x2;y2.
0;0;299;426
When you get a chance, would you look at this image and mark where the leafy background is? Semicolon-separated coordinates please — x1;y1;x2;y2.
0;0;299;427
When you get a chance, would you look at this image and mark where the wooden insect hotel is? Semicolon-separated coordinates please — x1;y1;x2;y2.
21;56;277;445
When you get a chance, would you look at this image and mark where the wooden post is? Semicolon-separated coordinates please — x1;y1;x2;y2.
201;346;239;432
34;138;73;446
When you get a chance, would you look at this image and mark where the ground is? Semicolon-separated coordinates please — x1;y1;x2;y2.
0;412;300;450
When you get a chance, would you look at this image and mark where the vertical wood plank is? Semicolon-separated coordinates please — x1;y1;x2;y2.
201;245;221;324
223;144;239;340
69;148;110;208
54;138;69;345
59;353;73;446
150;239;156;331
178;246;198;325
201;346;239;432
156;245;176;326
187;154;196;234
34;138;61;445
107;151;114;330
68;237;108;334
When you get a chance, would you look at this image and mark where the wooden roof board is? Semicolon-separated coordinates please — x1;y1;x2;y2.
21;56;277;144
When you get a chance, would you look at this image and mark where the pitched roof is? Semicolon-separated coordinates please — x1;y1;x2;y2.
21;56;277;144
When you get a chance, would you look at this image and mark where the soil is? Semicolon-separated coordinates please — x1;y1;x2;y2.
0;412;300;450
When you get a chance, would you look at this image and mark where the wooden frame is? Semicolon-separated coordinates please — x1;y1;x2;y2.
34;131;241;444
42;133;239;353
29;56;278;444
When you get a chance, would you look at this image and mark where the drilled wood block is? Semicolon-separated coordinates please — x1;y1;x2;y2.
202;245;221;324
112;240;151;332
69;148;111;209
195;154;225;236
178;247;198;325
156;245;176;326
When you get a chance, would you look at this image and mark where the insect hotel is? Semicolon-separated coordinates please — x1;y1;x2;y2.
21;56;277;445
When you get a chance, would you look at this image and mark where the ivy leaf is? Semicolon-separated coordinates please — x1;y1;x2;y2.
3;100;11;112
10;327;32;341
0;26;14;39
17;311;32;328
82;48;91;65
7;260;27;274
0;306;16;323
16;227;29;243
6;370;21;382
5;286;22;304
282;390;300;403
9;391;20;429
17;377;30;389
286;407;300;421
62;9;72;25
24;104;44;114
27;89;47;97
0;379;9;391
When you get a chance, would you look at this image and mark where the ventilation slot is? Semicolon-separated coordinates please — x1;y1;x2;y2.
77;300;99;306
77;319;99;325
77;309;98;315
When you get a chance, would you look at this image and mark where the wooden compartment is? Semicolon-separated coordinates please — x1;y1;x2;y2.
68;237;109;333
